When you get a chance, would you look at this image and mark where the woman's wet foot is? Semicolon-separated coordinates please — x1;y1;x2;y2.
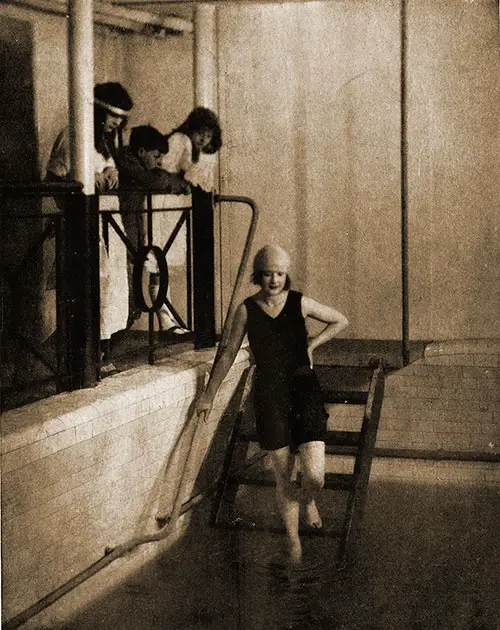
305;500;322;529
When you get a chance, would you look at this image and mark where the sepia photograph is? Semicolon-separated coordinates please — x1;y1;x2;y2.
1;0;499;628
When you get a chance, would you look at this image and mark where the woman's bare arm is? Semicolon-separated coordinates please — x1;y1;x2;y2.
301;296;349;366
195;303;248;415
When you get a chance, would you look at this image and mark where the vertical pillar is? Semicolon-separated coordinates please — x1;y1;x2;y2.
194;4;217;109
192;187;216;349
400;0;410;366
192;4;218;348
68;0;95;194
66;0;99;387
64;193;100;389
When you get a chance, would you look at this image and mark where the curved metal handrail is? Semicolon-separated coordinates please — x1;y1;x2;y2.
213;194;259;362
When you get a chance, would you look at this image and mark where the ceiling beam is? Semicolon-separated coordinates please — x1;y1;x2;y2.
9;0;193;33
114;0;324;5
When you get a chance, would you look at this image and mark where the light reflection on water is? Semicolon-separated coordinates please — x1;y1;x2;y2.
240;548;342;630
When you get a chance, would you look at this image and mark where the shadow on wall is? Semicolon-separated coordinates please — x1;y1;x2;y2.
0;15;54;392
0;15;40;184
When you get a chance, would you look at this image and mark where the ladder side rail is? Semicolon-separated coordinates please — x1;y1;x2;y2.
337;362;385;567
213;364;256;526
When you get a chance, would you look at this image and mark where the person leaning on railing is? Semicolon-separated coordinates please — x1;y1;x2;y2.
162;106;222;194
46;82;133;378
116;124;190;340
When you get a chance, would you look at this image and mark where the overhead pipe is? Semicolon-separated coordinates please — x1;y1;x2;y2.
11;0;193;33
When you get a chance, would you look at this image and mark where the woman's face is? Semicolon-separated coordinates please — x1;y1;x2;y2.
191;128;213;151
260;270;287;296
103;113;125;133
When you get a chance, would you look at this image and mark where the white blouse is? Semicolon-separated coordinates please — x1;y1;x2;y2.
162;132;217;193
46;127;115;178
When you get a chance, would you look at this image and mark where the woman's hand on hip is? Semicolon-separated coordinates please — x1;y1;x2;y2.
307;341;315;369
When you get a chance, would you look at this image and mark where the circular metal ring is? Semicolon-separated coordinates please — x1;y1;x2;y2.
132;245;169;313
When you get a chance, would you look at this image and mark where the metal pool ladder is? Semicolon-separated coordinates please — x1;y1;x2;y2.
213;360;385;570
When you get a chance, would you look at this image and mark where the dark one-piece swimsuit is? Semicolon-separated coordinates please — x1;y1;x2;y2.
244;290;328;451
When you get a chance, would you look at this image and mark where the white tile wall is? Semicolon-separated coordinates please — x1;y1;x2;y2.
376;342;500;465
1;347;250;622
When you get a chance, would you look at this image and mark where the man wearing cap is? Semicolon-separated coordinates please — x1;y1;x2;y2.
116;125;190;337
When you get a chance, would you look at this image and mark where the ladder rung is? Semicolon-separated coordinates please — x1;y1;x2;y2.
232;471;354;491
325;430;361;447
325;444;358;456
315;364;374;385
214;519;344;538
323;390;368;405
323;472;354;490
238;430;361;448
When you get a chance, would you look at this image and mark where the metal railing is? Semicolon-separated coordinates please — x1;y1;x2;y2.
1;182;92;409
0;184;201;409
99;190;194;365
0;184;259;411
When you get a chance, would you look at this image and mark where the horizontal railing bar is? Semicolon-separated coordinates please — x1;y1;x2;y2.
100;188;194;196
98;206;192;215
1;207;193;218
1;212;65;218
0;182;83;195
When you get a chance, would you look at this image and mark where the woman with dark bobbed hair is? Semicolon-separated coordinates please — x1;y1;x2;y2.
144;107;223;338
162;106;222;193
46;82;134;376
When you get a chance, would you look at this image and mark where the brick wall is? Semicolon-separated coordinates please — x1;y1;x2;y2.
380;340;500;455
1;347;250;624
328;340;500;485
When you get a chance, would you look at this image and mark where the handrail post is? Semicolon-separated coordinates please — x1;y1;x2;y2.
64;192;99;388
191;186;216;348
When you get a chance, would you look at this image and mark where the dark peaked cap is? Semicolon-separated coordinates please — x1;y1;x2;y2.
129;125;169;153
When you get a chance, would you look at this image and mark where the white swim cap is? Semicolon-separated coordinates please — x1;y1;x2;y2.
253;245;290;274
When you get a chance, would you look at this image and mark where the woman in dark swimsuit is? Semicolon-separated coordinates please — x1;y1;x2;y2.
195;245;349;563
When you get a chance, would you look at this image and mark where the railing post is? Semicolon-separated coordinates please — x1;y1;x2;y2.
64;192;100;388
191;186;216;348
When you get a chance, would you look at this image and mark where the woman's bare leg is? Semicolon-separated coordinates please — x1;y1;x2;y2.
298;441;325;528
270;446;302;564
148;275;177;331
